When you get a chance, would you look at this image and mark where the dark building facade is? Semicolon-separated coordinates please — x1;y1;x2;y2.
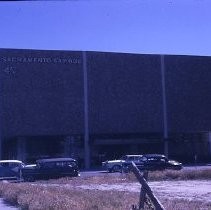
0;49;211;168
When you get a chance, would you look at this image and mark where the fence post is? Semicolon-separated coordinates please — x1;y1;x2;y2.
139;171;148;209
131;162;165;210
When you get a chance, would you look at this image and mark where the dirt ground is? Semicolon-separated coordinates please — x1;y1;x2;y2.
76;180;211;203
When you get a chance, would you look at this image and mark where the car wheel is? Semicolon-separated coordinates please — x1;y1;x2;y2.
24;176;35;182
108;168;113;173
73;171;79;177
122;165;132;173
174;166;182;170
122;167;130;173
112;165;122;172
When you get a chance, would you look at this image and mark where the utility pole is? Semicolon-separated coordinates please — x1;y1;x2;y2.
160;55;169;157
82;51;90;169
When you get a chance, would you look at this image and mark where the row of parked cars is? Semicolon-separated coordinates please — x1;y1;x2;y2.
0;154;182;181
0;158;79;182
102;154;183;173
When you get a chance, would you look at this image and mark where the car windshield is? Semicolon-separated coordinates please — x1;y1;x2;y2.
120;156;127;160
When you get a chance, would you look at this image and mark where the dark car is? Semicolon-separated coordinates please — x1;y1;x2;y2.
21;158;79;182
123;154;182;172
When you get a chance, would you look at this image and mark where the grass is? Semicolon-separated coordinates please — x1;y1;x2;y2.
148;168;211;181
0;168;210;210
1;182;211;210
40;168;211;185
0;183;139;210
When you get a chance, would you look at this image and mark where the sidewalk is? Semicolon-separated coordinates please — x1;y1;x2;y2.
0;198;18;210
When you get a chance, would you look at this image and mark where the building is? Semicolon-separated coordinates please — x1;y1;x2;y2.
0;48;211;168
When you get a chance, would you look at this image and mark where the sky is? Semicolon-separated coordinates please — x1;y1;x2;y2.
0;0;211;56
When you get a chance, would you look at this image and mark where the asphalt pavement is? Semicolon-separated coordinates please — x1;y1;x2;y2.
80;164;211;176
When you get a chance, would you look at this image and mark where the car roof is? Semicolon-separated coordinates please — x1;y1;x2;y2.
36;158;76;163
0;160;23;163
124;155;143;157
143;154;166;158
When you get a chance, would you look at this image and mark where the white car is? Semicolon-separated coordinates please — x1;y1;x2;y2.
102;155;143;172
0;160;25;180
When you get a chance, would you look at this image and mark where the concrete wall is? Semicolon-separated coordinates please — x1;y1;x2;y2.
87;52;163;134
165;55;211;132
0;49;211;140
0;49;84;137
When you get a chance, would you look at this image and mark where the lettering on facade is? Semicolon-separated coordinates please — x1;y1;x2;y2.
0;56;81;65
3;66;16;75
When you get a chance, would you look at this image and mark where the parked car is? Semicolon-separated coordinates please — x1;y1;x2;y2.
102;155;143;172
124;154;183;171
0;160;25;180
22;158;79;182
